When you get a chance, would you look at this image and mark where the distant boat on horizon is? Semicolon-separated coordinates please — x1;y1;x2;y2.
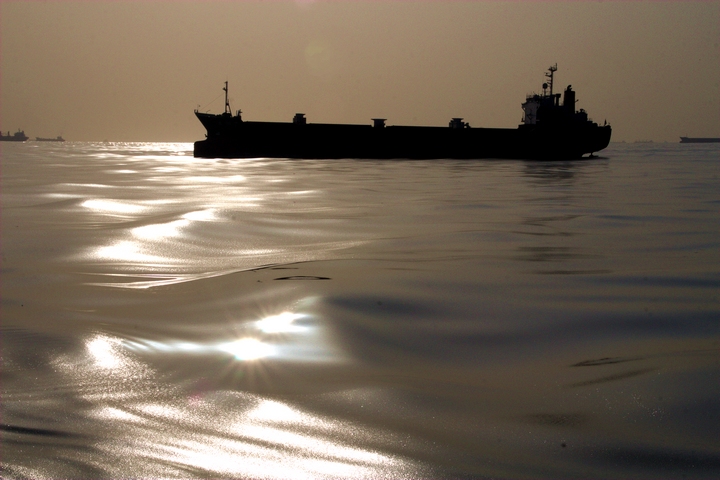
679;137;720;143
35;136;65;142
1;130;29;142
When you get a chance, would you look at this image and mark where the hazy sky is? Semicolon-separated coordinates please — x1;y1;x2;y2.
1;1;718;142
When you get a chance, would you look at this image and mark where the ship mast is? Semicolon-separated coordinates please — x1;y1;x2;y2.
223;81;231;114
545;64;557;96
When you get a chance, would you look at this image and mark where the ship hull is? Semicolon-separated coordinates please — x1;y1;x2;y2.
1;134;29;142
679;137;720;143
194;115;611;160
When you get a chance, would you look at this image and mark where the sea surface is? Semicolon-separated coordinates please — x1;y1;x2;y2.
1;141;718;479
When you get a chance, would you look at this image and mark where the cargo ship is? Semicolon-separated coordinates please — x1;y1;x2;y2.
35;136;65;142
1;130;29;142
194;65;611;160
679;137;720;143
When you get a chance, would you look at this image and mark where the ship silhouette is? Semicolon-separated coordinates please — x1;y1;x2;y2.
1;130;29;142
35;136;65;142
194;65;611;160
679;137;720;143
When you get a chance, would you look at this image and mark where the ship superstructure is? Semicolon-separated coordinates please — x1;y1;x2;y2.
521;64;591;127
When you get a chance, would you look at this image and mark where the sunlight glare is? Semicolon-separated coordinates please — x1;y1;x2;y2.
94;240;164;262
94;406;143;423
219;338;274;360
257;312;306;334
182;209;217;221
240;424;392;466
132;219;190;240
184;175;246;184
81;199;146;214
86;335;125;369
248;400;309;424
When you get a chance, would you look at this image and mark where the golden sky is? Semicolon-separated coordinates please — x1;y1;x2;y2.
1;1;718;142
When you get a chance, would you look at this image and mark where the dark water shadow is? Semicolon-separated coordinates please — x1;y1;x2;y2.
1;327;76;372
0;423;80;439
520;413;587;428
566;368;657;388
323;294;718;367
572;356;643;367
273;276;331;280
588;447;720;471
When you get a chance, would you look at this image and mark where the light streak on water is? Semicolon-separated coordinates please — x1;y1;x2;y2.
218;338;275;360
81;198;147;214
257;312;307;333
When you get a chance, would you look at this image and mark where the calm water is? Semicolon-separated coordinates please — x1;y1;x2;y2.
1;141;718;478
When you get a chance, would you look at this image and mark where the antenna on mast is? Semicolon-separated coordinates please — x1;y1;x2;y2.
545;64;557;96
223;81;231;114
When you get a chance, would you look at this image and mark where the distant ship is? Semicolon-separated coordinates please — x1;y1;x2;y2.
35;136;65;142
679;137;720;143
1;130;29;142
194;65;612;160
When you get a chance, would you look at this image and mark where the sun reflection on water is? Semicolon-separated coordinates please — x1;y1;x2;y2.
122;335;276;361
181;208;217;221
88;395;413;478
218;338;275;361
257;311;307;333
184;174;247;184
131;219;190;240
123;208;222;238
248;399;313;425
67;305;420;478
94;240;165;263
81;199;147;214
95;406;144;424
86;335;128;369
112;308;337;363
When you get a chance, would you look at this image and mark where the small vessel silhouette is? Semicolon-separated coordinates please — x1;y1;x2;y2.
679;137;720;143
35;136;65;142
